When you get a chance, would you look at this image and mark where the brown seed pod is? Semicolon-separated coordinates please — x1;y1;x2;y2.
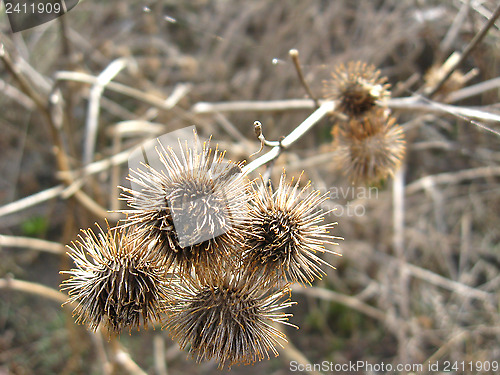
163;271;296;368
60;224;170;334
323;61;391;117
120;133;250;281
334;110;405;185
243;172;341;286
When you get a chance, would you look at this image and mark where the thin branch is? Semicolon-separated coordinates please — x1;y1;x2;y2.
193;96;500;125
276;331;324;375
406;166;500;195
213;112;252;146
0;42;47;111
0;277;67;304
0;234;66;255
423;330;469;365
387;97;500;123
392;167;410;363
84;58;130;165
0;185;65;218
427;2;500;97
0;78;36;110
404;262;493;302
55;71;191;112
289;49;319;108
445;76;500;102
109;339;148;375
192;99;317;114
359;248;494;302
439;0;470;57
291;285;386;322
0;43;119;220
242;101;335;175
89;330;112;375
154;335;168;375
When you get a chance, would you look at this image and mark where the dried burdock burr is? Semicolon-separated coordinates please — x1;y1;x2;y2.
60;224;170;334
323;61;391;117
334;109;405;185
120;132;249;281
243;172;341;286
163;271;296;368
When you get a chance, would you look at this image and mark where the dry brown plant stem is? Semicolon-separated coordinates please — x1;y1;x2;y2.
290;285;386;322
406;166;500;195
289;49;320;108
0;185;65;218
192;99;317;113
0;277;150;375
0;234;66;255
193;97;500;127
427;2;500;97
154;335;168;375
392;167;410;363
84;58;130;165
0;276;68;304
55;71;191;113
275;326;324;375
0;42;117;220
243;101;335;174
357;248;494;303
109;338;148;375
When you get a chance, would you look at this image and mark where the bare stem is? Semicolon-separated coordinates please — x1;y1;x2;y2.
427;2;500;97
289;49;320;108
242;101;335;175
0;234;66;255
0;277;68;304
290;285;386;322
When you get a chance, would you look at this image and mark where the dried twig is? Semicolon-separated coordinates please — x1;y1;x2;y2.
192;99;317;113
276;332;324;375
110;341;149;375
289;49;320;108
242;101;335;174
427;2;500;97
154;335;168;375
290;285;386;322
406;166;500;195
0;276;68;304
0;185;64;218
55;71;191;112
392;167;410;362
84;58;130;165
445;76;500;102
0;234;66;255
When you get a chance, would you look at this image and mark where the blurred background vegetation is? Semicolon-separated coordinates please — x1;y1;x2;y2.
1;0;499;374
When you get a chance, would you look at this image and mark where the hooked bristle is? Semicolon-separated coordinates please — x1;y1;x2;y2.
119;133;250;281
60;224;171;334
323;61;391;117
163;271;296;368
243;172;342;286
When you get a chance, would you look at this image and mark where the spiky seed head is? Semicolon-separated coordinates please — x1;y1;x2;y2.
163;272;296;368
120;133;249;280
60;224;170;334
323;61;391;117
334;110;405;185
243;172;341;286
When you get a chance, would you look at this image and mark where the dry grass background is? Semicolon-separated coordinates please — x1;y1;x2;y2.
1;0;500;374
